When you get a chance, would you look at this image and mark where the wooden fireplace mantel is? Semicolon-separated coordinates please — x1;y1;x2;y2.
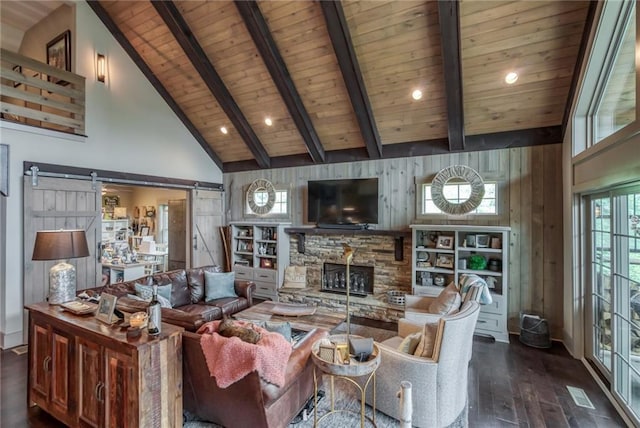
284;227;410;260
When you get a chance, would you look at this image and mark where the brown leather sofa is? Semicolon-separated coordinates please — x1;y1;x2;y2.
83;265;255;331
182;327;328;428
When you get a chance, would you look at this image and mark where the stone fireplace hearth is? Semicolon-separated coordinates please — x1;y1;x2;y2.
278;230;413;322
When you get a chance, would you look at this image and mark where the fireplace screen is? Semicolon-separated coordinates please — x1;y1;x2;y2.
322;262;374;297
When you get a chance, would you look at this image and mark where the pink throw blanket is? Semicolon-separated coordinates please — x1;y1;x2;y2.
197;320;293;389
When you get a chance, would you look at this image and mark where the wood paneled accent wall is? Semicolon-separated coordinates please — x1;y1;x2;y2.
224;145;564;337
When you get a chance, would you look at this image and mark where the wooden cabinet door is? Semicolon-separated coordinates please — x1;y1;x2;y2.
77;337;103;428
104;349;136;428
29;322;51;407
48;327;74;425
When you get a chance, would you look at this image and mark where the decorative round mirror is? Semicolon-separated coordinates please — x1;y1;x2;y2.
246;179;276;215
430;165;485;215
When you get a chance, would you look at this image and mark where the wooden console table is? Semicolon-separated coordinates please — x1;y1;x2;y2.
26;302;183;427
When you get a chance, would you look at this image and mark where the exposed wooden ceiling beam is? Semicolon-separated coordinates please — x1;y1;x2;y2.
465;126;562;150
235;1;325;164
438;0;465;152
152;0;271;169
562;0;598;140
86;0;224;170
320;0;382;159
224;127;562;172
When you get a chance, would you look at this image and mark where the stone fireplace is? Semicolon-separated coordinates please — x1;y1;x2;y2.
321;262;374;297
278;230;413;322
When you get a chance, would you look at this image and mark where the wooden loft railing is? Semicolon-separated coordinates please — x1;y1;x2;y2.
0;48;85;135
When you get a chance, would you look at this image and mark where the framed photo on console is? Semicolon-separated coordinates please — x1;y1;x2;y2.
95;293;117;324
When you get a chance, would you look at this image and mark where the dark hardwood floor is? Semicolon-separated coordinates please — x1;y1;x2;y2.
0;330;627;427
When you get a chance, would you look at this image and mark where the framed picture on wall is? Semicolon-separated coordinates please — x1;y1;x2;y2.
46;30;71;85
140;226;150;236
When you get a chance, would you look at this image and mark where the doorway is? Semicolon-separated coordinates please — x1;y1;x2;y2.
585;185;640;424
100;184;188;282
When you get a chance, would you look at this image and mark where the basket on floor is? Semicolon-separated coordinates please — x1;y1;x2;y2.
519;312;551;348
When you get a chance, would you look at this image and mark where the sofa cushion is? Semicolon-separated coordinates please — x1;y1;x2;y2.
187;266;223;303
428;282;461;315
205;271;237;301
179;303;223;322
414;321;440;359
186;267;206;303
134;283;172;302
257;321;292;342
208;297;249;317
397;331;422;354
127;293;172;308
153;270;191;307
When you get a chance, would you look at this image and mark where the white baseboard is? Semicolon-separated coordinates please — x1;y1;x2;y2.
0;330;25;350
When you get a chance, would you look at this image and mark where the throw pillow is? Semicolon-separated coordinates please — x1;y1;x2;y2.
397;331;422;354
414;321;440;359
204;271;237;301
133;283;173;306
258;321;292;342
127;293;172;308
428;282;461;314
283;266;307;288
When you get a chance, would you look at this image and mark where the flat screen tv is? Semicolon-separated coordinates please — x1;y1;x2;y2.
307;178;379;227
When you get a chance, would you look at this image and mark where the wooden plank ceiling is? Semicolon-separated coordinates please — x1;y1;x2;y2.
90;0;592;172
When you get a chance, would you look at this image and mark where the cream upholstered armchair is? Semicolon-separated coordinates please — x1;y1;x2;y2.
404;274;491;324
367;301;480;427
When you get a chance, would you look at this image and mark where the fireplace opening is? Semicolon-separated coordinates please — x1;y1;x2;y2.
321;262;374;297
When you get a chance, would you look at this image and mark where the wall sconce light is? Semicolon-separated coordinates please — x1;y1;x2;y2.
97;53;106;83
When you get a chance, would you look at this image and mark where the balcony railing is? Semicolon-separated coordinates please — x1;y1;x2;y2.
0;48;85;135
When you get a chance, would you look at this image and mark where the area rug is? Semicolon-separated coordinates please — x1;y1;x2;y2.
183;322;401;428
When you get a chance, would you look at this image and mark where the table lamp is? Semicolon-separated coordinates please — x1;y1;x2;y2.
32;229;90;304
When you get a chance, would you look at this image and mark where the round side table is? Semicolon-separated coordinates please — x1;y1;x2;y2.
311;334;381;428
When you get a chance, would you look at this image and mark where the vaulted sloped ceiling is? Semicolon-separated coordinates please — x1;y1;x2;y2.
89;0;593;173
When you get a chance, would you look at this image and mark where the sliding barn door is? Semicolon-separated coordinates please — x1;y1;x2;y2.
190;189;224;268
23;176;101;306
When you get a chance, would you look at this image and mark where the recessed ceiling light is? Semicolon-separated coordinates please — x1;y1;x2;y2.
220;126;228;134
505;72;519;85
265;117;273;126
412;89;423;100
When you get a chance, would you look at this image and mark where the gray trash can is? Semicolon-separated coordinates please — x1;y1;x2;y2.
519;312;551;348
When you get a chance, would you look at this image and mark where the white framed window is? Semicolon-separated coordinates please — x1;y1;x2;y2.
421;182;497;215
573;0;636;155
245;189;290;217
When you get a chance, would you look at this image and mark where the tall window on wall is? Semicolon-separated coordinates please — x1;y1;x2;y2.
587;186;640;423
593;1;635;144
574;0;636;154
420;182;497;215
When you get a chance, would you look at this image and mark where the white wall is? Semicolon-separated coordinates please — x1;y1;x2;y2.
0;2;222;349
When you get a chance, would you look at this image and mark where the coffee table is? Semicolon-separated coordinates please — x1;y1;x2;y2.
234;300;345;332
